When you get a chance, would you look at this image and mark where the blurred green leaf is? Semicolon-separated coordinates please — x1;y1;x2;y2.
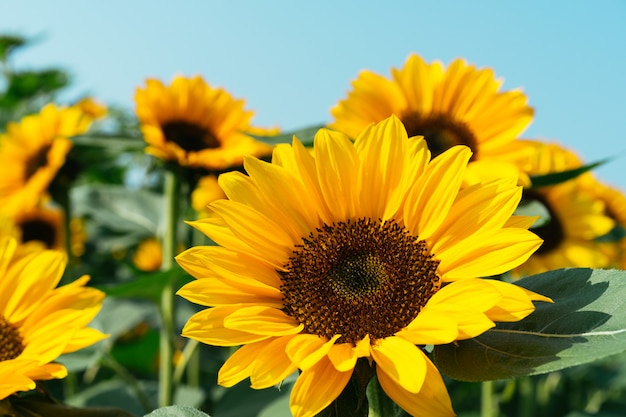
4;392;135;417
144;405;210;417
433;268;626;381
93;297;160;342
213;377;294;417
513;198;551;228
529;158;610;188
0;34;26;61
99;266;191;304
0;69;69;107
251;124;325;147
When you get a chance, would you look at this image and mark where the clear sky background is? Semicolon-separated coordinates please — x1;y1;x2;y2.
2;0;625;188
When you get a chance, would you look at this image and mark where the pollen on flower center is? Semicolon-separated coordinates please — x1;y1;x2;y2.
161;121;220;152
0;315;24;362
401;112;477;160
521;190;564;254
280;218;441;345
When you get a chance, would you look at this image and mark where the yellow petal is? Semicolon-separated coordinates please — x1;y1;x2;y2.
182;307;271;346
224;306;303;336
286;334;341;371
482;279;552;322
250;335;299;389
395;310;458;345
289;356;352;417
370;336;427;393
218;340;273;387
377;353;455;417
327;335;371;372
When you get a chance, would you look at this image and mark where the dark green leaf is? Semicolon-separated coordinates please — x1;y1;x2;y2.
433;268;626;381
144;405;210;417
529;159;610;188
0;35;26;60
0;69;69;107
98;266;191;303
5;393;135;417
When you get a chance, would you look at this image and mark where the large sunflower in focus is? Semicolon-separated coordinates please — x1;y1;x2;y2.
176;116;549;417
0;236;106;399
513;141;615;276
330;54;534;172
0;104;94;216
134;75;278;170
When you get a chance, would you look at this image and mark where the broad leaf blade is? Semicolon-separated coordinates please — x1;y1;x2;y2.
433;268;626;381
529;159;609;188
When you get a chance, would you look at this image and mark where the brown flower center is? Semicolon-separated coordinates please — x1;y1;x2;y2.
280;218;440;344
25;145;51;180
0;315;24;361
20;218;57;249
521;190;564;254
401;112;477;160
161;121;220;152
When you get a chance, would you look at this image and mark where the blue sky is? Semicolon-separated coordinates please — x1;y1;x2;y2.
2;0;625;187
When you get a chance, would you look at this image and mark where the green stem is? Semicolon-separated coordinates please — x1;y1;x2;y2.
102;353;153;413
158;170;180;407
173;339;200;386
481;380;497;417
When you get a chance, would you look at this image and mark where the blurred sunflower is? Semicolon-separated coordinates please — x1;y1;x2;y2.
134;75;278;170
14;204;63;250
74;97;108;120
133;237;163;272
176;116;549;417
0;104;94;216
580;179;626;269
0;236;107;399
513;141;615;276
330;54;534;173
191;175;227;218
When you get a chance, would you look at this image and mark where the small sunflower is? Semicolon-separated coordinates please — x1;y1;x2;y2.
176;116;549;417
133;237;163;272
0;236;107;399
191;175;227;218
513;141;615;276
134;75;278;170
0;104;94;216
580;178;626;269
330;54;535;171
14;204;64;250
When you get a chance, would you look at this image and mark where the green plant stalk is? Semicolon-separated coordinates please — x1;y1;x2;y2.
173;339;199;386
367;375;396;417
481;380;497;417
158;170;180;407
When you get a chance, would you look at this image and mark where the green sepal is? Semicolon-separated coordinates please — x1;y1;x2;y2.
529;158;610;189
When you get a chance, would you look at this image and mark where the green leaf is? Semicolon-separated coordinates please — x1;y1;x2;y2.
0;35;26;61
98;266;191;303
0;69;69;107
252;124;325;146
6;391;135;417
513;198;550;228
144;406;210;417
433;268;626;381
529;159;610;188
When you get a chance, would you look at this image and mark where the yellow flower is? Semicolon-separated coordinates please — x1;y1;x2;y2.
513;141;615;276
74;97;108;120
134;75;278;170
0;104;94;216
14;204;64;251
0;236;107;399
580;178;626;269
176;116;548;417
133;237;163;272
330;54;535;174
191;175;227;217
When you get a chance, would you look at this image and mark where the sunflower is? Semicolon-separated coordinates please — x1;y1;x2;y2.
330;54;535;174
0;104;94;216
513;141;615;276
134;75;278;170
133;237;163;272
0;236;107;399
176;116;549;417
580;178;626;269
191;175;227;218
14;204;63;250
